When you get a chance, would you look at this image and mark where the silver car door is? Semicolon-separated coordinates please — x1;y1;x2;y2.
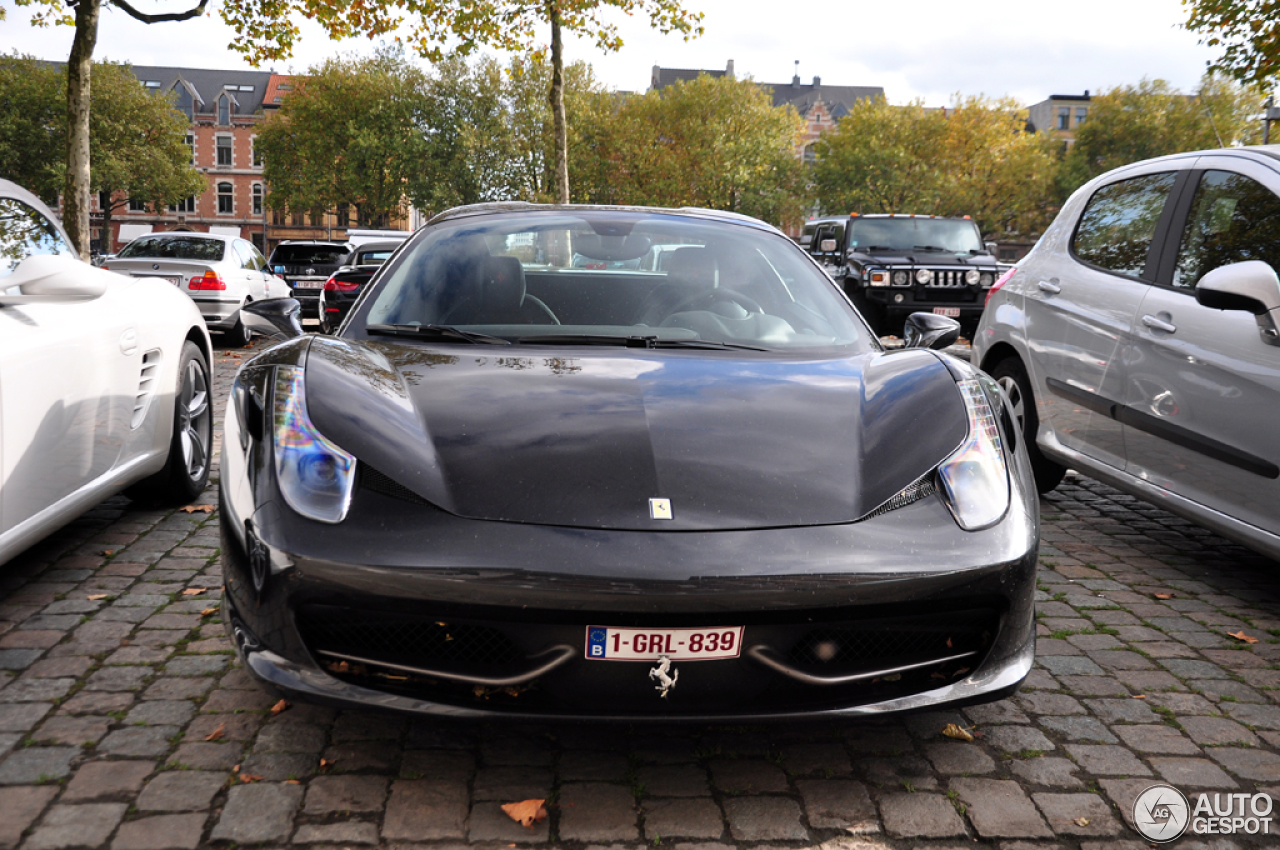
1123;160;1280;535
1023;165;1182;472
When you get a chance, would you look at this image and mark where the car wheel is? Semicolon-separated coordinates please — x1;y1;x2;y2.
989;357;1066;494
849;289;886;336
125;341;213;504
225;305;253;347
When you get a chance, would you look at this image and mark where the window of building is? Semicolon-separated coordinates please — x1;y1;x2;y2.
309;208;324;227
128;198;147;212
217;182;234;215
278;83;292;91
291;211;304;226
169;196;195;214
1057;107;1070;130
185;134;195;165
1072;172;1177;278
802;142;817;165
337;203;350;227
251;136;262;168
218;95;231;126
216;135;233;167
252;184;263;216
143;80;160;89
1076;107;1087;126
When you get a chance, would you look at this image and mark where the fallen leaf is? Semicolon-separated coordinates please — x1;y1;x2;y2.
930;672;946;680
1073;816;1090;827
1154;592;1174;599
181;588;207;596
87;593;109;601
500;799;548;829
100;549;115;557
238;773;263;784
946;636;953;648
941;723;974;742
1133;694;1146;699
285;779;301;785
270;699;291;715
180;504;215;513
232;764;241;772
1227;630;1259;644
200;608;219;617
319;758;334;770
327;661;351;674
204;723;226;742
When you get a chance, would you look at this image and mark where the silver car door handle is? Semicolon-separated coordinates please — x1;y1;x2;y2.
1038;280;1061;294
1142;314;1177;333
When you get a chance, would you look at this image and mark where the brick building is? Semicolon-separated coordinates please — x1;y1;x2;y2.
1026;91;1092;147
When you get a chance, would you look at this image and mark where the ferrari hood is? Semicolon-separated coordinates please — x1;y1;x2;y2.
303;337;968;531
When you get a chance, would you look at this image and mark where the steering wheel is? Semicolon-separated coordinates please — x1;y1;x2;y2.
662;287;764;320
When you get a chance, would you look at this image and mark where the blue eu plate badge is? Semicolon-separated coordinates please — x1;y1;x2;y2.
588;627;608;658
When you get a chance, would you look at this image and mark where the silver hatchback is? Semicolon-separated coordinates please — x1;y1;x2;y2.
974;147;1280;561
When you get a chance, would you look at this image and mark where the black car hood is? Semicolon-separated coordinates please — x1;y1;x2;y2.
304;337;968;531
850;251;995;267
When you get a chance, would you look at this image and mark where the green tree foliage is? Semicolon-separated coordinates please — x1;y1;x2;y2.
1060;76;1262;197
256;47;429;225
813;96;1059;235
573;74;808;225
0;55;203;243
1183;0;1280;88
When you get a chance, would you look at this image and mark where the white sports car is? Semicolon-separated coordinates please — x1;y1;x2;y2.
0;179;214;566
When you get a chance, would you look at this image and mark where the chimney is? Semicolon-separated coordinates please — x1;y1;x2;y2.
651;64;660;91
726;59;735;78
1084;89;1090;98
813;75;821;87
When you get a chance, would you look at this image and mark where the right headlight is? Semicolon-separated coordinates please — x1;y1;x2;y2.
937;378;1009;530
273;365;357;524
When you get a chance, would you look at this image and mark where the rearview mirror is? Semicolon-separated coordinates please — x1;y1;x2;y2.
0;255;106;305
1196;260;1280;347
242;298;305;339
819;238;838;252
903;312;961;351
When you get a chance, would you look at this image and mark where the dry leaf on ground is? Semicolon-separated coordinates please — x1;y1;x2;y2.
100;550;115;557
204;723;226;742
1073;817;1090;827
238;773;263;783
201;608;219;617
284;779;301;785
180;504;215;513
181;588;207;596
319;758;334;770
1227;630;1259;644
941;723;974;742
1154;592;1175;599
270;699;291;715
501;799;548;829
1133;694;1146;699
87;594;109;601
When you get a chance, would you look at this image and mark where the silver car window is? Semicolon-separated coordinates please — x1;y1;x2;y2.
0;197;74;278
1072;172;1176;279
1173;170;1280;289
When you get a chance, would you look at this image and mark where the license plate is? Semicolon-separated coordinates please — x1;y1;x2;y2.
585;626;744;661
292;280;324;290
162;277;181;286
932;307;961;317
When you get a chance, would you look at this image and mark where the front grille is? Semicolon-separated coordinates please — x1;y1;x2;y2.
298;606;524;670
926;269;971;287
786;608;994;673
361;466;431;505
859;475;936;521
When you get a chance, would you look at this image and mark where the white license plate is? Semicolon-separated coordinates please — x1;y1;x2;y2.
932;307;961;317
162;277;181;286
585;626;744;661
292;280;324;289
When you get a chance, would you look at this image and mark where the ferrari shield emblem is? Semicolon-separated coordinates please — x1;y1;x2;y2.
649;498;673;520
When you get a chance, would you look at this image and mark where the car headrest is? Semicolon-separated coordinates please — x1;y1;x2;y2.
664;246;717;288
482;255;526;308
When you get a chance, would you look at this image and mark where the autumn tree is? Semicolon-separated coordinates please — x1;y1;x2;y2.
1183;0;1280;88
220;0;703;205
0;56;203;247
1060;76;1262;196
813;96;1060;235
256;48;429;226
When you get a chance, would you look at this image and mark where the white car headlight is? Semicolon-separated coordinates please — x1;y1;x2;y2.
965;269;981;285
937;378;1009;530
915;268;933;284
273;366;357;523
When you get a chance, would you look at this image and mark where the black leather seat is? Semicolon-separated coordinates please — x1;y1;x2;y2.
441;255;558;325
636;246;718;326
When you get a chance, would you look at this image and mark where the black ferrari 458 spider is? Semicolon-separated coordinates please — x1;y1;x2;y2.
220;203;1039;720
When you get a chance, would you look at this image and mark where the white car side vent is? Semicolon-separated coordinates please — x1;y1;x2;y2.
131;349;162;430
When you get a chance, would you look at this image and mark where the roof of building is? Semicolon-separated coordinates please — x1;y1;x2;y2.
128;65;275;116
650;64;883;119
263;73;296;109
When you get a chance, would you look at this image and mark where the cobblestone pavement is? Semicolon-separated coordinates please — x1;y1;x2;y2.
2;339;1279;850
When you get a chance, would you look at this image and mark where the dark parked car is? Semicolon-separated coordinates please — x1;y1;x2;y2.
802;214;1001;337
267;241;351;318
318;240;402;334
975;146;1280;561
222;203;1039;720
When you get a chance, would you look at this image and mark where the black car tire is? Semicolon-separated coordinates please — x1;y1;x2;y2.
126;341;213;505
989;357;1066;494
849;289;886;337
225;307;253;347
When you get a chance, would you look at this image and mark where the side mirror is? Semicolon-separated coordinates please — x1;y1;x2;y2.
242;298;305;339
819;238;838;253
985;241;998;256
1196;260;1280;347
903;312;961;350
0;255;106;305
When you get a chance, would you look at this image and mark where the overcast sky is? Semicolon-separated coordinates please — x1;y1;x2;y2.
0;0;1231;106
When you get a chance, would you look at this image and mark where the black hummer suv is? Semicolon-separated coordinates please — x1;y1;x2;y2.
801;214;1000;337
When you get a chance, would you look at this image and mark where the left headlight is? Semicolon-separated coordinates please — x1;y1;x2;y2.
937;378;1009;531
273;365;357;523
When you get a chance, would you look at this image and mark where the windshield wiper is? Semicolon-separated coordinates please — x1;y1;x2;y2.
364;323;511;345
516;334;768;351
912;245;949;252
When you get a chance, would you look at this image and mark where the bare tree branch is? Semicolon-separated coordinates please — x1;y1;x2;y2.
109;0;209;24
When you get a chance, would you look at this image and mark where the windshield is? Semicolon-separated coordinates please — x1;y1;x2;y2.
354;211;869;351
847;218;984;253
117;235;226;262
271;245;348;265
354;248;395;266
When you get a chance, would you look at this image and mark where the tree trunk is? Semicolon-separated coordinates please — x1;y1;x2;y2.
64;0;100;259
547;3;570;204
